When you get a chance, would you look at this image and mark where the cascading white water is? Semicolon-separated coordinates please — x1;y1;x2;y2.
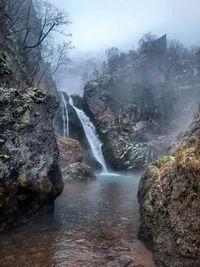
69;97;108;173
60;92;69;137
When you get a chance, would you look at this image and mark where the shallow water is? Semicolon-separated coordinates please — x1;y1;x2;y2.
0;173;156;267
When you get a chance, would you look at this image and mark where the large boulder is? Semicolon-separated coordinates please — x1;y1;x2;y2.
0;87;63;231
63;162;95;183
57;136;83;164
57;136;95;183
138;108;200;266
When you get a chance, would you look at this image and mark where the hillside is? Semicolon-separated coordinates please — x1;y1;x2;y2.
82;35;200;170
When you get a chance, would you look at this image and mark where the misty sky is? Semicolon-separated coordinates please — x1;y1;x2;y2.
49;0;200;52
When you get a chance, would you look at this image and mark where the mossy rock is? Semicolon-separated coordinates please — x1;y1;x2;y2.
0;153;10;162
123;103;137;114
0;87;45;128
0;51;12;76
13;105;29;118
71;94;82;109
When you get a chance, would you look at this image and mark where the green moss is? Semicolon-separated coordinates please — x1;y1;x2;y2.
162;155;174;162
30;88;45;103
0;88;45;128
17;195;27;202
71;94;82;109
0;51;12;76
0;115;14;126
123;103;137;114
0;195;5;207
104;138;112;150
97;125;108;134
152;155;174;170
153;216;160;230
0;154;10;162
113;125;121;134
13;105;29;118
151;164;160;171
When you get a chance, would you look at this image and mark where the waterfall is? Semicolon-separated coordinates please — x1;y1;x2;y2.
60;92;69;137
69;97;108;173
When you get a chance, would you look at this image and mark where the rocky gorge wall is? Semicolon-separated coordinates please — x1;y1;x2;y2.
138;107;200;266
82;35;200;170
0;87;63;231
0;0;64;231
82;75;164;171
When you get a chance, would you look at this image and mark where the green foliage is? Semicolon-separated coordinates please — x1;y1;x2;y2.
151;164;160;171
150;155;174;172
113;125;121;134
123;103;137;114
0;114;14;126
0;88;45;128
161;155;174;162
0;51;12;76
153;216;160;230
97;125;108;134
13;105;29;118
71;94;82;109
0;154;10;162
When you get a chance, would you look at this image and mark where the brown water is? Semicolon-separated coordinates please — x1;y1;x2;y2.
0;172;156;267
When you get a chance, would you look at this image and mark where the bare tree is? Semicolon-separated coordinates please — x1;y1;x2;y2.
21;0;70;50
138;32;157;54
5;0;72;88
37;41;72;86
105;47;120;73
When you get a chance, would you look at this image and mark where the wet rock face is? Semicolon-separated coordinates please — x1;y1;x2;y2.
82;35;200;171
138;109;200;267
57;136;95;183
0;87;63;231
83;78;168;170
57;137;83;164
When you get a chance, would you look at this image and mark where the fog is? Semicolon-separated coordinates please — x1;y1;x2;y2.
48;0;200;96
49;0;200;52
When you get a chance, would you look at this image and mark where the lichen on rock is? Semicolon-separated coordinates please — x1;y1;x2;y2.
0;87;63;231
138;108;200;267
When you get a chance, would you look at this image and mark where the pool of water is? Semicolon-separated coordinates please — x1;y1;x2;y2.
0;172;156;267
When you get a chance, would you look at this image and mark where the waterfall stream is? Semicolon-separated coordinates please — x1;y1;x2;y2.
60;92;69;137
69;97;108;173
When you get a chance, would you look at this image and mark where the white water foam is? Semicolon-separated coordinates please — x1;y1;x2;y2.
60;92;69;137
69;97;108;173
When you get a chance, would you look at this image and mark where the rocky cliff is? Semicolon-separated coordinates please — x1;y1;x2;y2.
4;0;58;93
82;35;200;170
0;87;63;231
138;107;200;266
0;0;63;231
